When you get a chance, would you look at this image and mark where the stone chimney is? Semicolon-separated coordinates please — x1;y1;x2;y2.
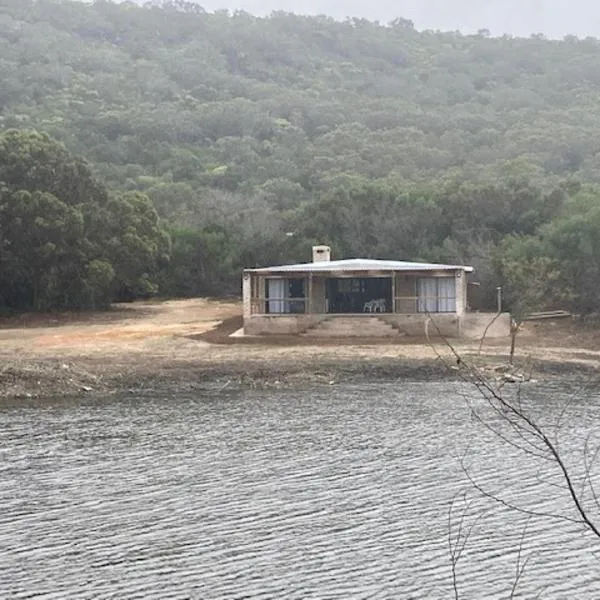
312;245;331;262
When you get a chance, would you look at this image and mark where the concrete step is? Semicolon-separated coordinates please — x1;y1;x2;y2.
303;317;399;337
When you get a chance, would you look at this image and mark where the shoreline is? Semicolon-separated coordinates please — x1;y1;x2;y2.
1;298;599;401
1;352;598;402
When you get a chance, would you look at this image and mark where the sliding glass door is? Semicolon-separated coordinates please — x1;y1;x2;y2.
417;277;456;313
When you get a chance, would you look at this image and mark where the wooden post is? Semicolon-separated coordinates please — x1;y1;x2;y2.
307;274;313;314
391;272;396;313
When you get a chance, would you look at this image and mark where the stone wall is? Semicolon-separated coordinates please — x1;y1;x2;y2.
310;277;327;313
379;313;460;337
243;314;326;335
243;312;511;338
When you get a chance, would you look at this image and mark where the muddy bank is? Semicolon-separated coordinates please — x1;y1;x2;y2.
1;352;597;402
0;356;446;400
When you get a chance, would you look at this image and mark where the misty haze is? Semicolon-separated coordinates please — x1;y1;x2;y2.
131;0;600;38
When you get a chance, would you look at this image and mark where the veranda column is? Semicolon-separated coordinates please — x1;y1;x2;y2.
455;270;466;316
242;272;252;318
258;276;266;313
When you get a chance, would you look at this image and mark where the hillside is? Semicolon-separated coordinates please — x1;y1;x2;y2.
2;0;600;313
3;1;600;193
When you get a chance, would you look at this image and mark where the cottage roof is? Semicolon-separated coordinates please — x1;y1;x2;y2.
245;258;473;274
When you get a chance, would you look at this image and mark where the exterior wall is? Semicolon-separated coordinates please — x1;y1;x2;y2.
243;312;510;338
242;269;479;338
244;314;328;335
455;271;467;316
245;313;460;336
244;270;470;317
395;276;416;313
311;276;327;313
459;312;511;339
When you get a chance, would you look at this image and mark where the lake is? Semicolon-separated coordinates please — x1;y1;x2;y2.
1;381;599;599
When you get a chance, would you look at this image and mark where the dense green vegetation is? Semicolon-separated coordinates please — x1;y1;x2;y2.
0;129;170;309
2;0;600;313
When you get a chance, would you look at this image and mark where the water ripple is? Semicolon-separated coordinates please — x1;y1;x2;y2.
1;382;599;598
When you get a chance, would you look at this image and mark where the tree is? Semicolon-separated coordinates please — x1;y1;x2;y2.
496;242;572;363
101;191;171;301
0;189;86;309
539;202;600;315
161;225;241;297
0;129;108;208
0;129;170;309
7;2;600;312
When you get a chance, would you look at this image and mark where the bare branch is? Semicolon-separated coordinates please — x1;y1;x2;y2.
426;315;600;539
448;491;485;600
582;433;600;513
460;458;586;527
430;314;600;597
509;518;532;600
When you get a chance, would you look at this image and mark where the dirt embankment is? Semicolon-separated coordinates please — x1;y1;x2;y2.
0;299;598;400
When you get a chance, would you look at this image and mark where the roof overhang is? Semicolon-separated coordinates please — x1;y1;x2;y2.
244;258;474;276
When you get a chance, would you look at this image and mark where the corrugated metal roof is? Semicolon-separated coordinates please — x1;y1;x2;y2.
245;258;474;274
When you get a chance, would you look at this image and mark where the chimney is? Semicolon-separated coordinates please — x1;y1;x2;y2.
312;245;331;262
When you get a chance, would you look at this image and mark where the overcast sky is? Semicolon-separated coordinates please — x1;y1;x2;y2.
145;0;600;39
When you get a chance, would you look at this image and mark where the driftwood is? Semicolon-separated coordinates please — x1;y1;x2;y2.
524;310;571;321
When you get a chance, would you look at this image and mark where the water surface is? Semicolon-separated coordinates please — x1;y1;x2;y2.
1;381;599;599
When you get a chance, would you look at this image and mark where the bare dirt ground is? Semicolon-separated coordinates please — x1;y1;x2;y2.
0;298;598;399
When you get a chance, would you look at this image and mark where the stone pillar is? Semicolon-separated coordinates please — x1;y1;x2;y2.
310;276;327;313
257;276;266;315
396;276;416;313
242;272;252;319
455;270;467;317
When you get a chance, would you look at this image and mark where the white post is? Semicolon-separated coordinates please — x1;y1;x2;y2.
242;272;252;319
258;276;265;312
455;270;466;316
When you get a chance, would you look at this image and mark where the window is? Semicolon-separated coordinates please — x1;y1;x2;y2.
417;277;456;313
267;278;286;313
266;278;306;314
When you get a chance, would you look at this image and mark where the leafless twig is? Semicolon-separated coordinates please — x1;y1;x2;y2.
448;491;485;600
426;314;600;597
